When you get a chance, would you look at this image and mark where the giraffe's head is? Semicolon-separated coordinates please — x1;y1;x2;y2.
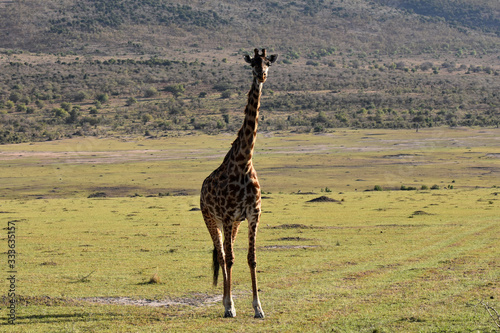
244;48;278;83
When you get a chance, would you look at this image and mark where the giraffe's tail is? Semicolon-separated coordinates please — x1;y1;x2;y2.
212;247;220;287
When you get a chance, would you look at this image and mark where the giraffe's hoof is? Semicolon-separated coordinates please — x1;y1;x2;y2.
254;308;265;319
224;309;236;318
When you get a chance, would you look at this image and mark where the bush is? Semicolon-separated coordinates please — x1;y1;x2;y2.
212;82;233;92
142;113;153;123
5;101;14;109
88;192;107;198
96;93;109;103
61;102;72;111
164;84;185;96
72;90;88;102
35;100;45;109
53;107;69;119
144;87;158;98
374;185;383;191
430;184;440;190
126;97;137;106
16;103;27;113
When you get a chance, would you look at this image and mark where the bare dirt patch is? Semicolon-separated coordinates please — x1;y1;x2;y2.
383;154;422;159
80;293;222;308
268;223;315;229
277;237;312;241
0;294;222;308
261;245;319;250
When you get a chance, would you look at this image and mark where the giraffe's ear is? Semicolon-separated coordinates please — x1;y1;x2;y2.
244;55;252;64
268;54;278;64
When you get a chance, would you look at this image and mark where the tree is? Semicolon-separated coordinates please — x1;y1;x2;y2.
8;92;22;103
67;106;80;123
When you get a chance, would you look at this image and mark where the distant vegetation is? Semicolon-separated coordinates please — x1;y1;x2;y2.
0;0;499;143
373;0;500;35
48;1;229;34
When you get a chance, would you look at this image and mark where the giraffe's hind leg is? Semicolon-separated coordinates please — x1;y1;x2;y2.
222;220;237;317
247;211;265;318
202;211;234;317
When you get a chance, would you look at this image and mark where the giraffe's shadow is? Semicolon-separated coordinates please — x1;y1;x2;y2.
4;312;121;326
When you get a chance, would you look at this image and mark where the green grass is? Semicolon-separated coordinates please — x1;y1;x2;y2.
1;128;499;332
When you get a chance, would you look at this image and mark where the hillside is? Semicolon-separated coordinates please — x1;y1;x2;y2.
0;0;499;143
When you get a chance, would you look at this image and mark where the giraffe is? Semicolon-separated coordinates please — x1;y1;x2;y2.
200;48;277;318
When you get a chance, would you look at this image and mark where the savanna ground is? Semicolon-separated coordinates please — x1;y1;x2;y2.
1;127;499;332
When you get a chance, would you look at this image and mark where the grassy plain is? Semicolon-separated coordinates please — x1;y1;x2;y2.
1;127;499;332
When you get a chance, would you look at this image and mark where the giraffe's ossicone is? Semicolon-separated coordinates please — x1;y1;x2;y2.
200;48;277;319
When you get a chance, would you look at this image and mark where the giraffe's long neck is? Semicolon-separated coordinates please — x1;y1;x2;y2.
233;78;262;166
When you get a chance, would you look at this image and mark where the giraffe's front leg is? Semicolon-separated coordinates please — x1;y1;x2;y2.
248;212;265;319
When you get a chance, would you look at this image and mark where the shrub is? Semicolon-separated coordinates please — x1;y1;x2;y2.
374;185;383;191
164;84;185;96
212;82;234;92
61;102;72;111
35;100;45;109
16;103;27;113
144;87;158;98
430;184;440;190
142;113;153;123
96;93;109;103
53;107;69;119
401;185;417;191
125;97;137;106
88;192;107;198
72;90;88;102
421;185;429;190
